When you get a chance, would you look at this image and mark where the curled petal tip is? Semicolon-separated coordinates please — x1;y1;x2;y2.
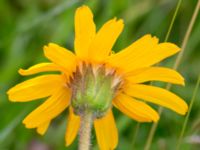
18;68;25;75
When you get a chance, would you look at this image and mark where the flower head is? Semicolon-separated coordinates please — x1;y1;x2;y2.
7;5;188;150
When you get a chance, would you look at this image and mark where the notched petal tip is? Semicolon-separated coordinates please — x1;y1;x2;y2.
23;121;31;128
106;17;124;26
116;19;124;26
115;18;124;24
7;88;18;102
152;36;159;43
23;121;47;136
142;34;159;43
43;43;57;50
22;118;37;129
107;18;124;33
43;44;55;57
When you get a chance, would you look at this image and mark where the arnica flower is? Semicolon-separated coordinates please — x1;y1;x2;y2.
7;5;188;150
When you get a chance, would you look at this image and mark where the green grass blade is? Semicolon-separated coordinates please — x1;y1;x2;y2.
19;0;79;33
0;109;27;143
164;0;183;42
131;123;140;148
176;75;200;150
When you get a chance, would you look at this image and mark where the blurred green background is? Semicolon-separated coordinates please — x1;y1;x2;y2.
0;0;200;150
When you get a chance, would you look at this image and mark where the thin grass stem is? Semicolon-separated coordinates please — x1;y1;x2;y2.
144;0;200;149
164;0;183;42
176;75;200;150
131;123;141;148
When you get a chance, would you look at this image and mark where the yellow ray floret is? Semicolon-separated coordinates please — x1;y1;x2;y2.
19;62;59;76
94;110;118;150
44;43;77;73
37;121;51;135
123;84;188;115
23;87;71;128
107;35;180;73
7;75;65;102
65;107;80;146
74;5;96;59
113;93;159;122
125;67;184;85
88;18;124;62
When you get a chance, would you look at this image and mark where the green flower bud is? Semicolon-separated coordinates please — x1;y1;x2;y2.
70;63;121;118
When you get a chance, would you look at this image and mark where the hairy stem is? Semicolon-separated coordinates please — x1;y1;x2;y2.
79;112;93;150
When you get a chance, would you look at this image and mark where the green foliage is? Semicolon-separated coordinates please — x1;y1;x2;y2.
0;0;200;149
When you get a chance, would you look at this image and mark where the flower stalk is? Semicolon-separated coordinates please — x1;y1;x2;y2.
79;111;93;150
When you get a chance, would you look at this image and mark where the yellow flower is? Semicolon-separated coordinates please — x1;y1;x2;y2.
7;5;188;150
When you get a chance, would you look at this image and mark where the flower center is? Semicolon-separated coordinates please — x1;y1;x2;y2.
69;62;122;118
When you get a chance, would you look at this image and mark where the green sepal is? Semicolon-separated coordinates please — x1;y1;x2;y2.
71;64;117;118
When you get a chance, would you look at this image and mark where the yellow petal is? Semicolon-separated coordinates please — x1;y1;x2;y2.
44;43;77;73
19;63;60;76
94;110;118;150
113;93;159;122
74;5;96;59
126;67;184;85
107;34;180;73
7;75;64;102
107;34;158;68
23;87;71;128
65;107;80;146
36;121;51;135
124;84;188;115
89;18;124;62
